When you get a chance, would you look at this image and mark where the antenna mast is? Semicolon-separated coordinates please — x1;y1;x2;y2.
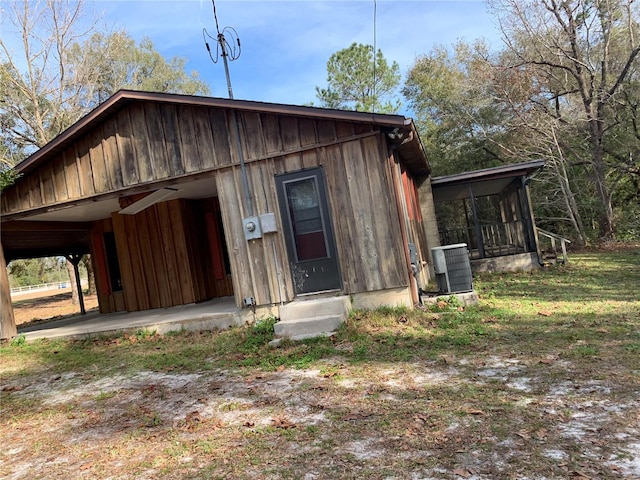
203;0;254;218
203;0;241;99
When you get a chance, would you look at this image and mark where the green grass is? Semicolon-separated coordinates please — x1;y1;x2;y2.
2;249;639;479
4;250;639;379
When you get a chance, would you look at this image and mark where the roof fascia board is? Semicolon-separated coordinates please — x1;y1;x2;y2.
431;160;545;186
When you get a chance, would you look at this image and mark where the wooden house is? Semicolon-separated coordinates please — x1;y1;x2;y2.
1;90;440;336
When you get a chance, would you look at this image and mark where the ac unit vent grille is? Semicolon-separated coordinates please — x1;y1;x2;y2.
431;244;473;294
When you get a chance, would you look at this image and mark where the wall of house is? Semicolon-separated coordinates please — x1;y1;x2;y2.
216;127;409;307
90;198;232;313
3;102;420;310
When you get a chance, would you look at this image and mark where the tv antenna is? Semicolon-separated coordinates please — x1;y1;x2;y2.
203;0;241;99
202;0;254;218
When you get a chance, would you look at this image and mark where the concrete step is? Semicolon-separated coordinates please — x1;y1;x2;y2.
279;295;350;322
274;314;344;338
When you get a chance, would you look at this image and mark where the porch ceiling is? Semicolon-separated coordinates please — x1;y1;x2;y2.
432;177;516;202
1;175;219;261
1;221;92;261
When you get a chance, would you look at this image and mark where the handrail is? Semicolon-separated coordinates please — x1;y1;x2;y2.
536;228;571;264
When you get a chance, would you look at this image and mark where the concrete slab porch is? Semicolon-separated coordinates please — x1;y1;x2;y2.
17;296;250;342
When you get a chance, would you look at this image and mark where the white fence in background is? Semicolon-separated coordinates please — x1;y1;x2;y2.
10;280;88;297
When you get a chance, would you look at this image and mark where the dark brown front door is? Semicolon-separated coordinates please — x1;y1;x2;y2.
276;167;341;295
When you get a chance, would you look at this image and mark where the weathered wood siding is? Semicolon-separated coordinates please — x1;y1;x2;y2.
3;104;385;216
217;129;408;307
2;100;417;309
90;198;232;313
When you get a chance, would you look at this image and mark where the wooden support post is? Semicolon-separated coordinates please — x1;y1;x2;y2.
66;254;86;315
468;186;485;259
0;242;17;340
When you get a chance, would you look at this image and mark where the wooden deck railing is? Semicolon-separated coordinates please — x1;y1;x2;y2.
535;228;571;264
440;221;529;259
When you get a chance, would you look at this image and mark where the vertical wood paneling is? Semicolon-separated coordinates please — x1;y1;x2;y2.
279;116;300;150
363;136;404;285
262;114;282;153
129;103;154;183
316;120;337;143
193;107;217;169
246;162;276;304
27;175;43;208
111;212;138;311
324;144;361;292
101;117;124;190
115;109;139;186
145;103;170;180
301;150;318;169
63;148;82;198
52;157;69;202
160;104;186;177
76;137;96;196
217;169;252;306
242;112;266;160
123;213;151;310
147;206;173;307
177;106;201;173
343;139;382;291
271;157;296;298
17;182;30;212
208;108;232;166
135;209;160;308
155;201;183;306
3;186;17;212
299;118;317;147
88;130;110;193
335;121;355;138
283;152;303;172
167;199;196;304
39;163;56;204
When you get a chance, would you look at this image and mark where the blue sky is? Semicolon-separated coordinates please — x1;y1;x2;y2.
3;1;502;110
96;0;503;108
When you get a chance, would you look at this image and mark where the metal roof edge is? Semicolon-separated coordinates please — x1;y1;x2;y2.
431;159;545;186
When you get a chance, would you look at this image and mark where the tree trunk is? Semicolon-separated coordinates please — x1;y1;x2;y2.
82;255;96;295
590;125;615;239
66;259;79;305
0;242;17;341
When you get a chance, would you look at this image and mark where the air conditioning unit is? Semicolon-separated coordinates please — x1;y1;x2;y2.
431;244;473;294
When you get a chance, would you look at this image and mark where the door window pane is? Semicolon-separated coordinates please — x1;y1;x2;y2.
286;178;328;261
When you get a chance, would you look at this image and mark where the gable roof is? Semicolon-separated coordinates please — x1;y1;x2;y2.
15;89;429;176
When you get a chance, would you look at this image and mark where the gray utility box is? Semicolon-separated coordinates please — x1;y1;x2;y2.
431;243;473;294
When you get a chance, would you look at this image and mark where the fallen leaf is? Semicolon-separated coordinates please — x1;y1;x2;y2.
277;365;286;372
534;428;547;439
2;385;24;392
453;467;473;478
414;414;429;424
464;408;484;415
538;310;553;317
79;464;92;471
271;416;296;429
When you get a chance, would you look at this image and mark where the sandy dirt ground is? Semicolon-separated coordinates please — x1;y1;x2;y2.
12;292;99;326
